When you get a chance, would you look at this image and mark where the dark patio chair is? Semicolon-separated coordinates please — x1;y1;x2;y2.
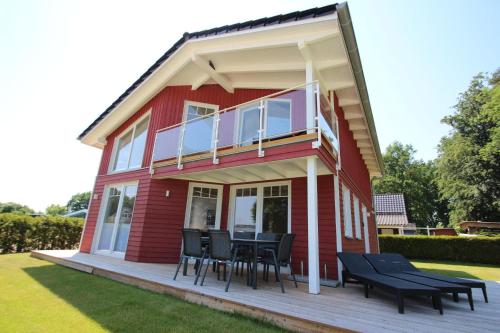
233;231;253;278
368;253;488;303
364;253;474;310
338;252;443;314
200;230;240;292
259;233;297;293
173;228;207;285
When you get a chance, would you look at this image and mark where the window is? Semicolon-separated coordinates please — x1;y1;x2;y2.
265;99;291;138
185;103;217;121
238;103;261;145
185;183;222;231
183;102;218;155
342;185;353;238
111;115;150;172
231;182;290;238
353;195;362;239
262;185;289;234
96;183;137;257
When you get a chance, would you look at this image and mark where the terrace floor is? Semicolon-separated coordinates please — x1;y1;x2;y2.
32;250;500;333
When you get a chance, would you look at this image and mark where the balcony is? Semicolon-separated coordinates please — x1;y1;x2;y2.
151;82;339;172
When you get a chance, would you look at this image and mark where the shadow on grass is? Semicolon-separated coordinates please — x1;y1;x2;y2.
417;268;480;280
23;264;285;333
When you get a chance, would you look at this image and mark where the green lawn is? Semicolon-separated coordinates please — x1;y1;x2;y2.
0;253;286;333
411;259;500;281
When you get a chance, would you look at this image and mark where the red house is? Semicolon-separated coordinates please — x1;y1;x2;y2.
78;2;383;294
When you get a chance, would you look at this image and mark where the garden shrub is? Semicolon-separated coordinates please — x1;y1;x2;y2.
0;213;84;254
379;235;500;265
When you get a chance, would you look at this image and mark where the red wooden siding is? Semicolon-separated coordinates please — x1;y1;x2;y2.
81;84;380;275
290;175;338;280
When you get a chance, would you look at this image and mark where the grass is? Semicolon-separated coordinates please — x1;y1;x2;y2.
0;253;286;333
411;259;500;281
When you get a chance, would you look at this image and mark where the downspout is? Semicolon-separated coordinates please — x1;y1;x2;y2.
371;177;381;253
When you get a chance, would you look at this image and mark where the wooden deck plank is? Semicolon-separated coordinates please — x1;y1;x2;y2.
31;250;500;333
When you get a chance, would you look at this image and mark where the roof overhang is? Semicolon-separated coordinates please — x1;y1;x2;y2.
79;3;383;177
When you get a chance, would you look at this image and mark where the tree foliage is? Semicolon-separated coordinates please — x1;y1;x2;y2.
45;204;67;216
66;192;91;212
436;70;500;225
0;202;35;215
373;142;448;227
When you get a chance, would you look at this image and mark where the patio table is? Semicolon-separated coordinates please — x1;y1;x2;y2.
232;238;280;289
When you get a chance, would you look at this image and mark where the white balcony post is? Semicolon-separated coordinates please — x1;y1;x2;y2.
212;113;220;164
305;61;315;134
177;124;186;170
307;156;320;294
258;99;265;157
333;174;343;284
315;82;321;147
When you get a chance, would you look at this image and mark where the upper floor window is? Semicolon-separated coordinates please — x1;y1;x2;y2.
111;114;150;172
185;102;217;121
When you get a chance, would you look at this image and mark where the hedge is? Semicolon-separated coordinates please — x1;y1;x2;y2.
379;235;500;265
0;213;84;254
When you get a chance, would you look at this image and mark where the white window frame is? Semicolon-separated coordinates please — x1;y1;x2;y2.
362;204;370;253
342;185;353;238
184;182;223;230
92;180;139;259
236;102;261;145
182;100;219;122
264;98;292;138
353;195;362;239
182;101;219;152
228;180;292;237
108;111;151;174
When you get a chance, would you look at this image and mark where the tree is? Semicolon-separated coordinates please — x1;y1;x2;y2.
436;70;500;225
373;142;448;227
0;202;35;215
45;204;67;216
67;192;91;212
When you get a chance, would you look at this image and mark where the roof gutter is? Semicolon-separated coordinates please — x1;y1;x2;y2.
336;2;384;175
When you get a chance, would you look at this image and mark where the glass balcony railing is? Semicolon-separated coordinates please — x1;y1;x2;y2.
151;81;339;170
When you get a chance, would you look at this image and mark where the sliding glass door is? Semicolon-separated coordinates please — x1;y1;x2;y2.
95;183;137;258
230;181;290;238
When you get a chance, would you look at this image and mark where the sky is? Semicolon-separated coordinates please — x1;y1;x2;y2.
0;0;498;212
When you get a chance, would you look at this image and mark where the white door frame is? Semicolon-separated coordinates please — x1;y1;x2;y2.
184;182;223;230
92;181;139;259
228;180;291;237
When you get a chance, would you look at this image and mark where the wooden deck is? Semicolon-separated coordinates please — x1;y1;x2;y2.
31;250;499;333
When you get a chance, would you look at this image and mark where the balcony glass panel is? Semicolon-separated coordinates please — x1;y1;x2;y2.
265;100;291;138
182;115;214;155
152;125;181;161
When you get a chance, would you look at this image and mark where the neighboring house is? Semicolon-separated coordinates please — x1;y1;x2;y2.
65;209;88;219
374;194;415;235
78;3;383;293
459;221;500;235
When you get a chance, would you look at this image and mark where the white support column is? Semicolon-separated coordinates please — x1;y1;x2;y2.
307;156;320;294
305;61;315;134
333;174;343;284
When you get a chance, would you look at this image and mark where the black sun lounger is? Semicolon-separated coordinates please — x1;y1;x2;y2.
337;252;443;314
371;253;488;303
364;254;474;311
